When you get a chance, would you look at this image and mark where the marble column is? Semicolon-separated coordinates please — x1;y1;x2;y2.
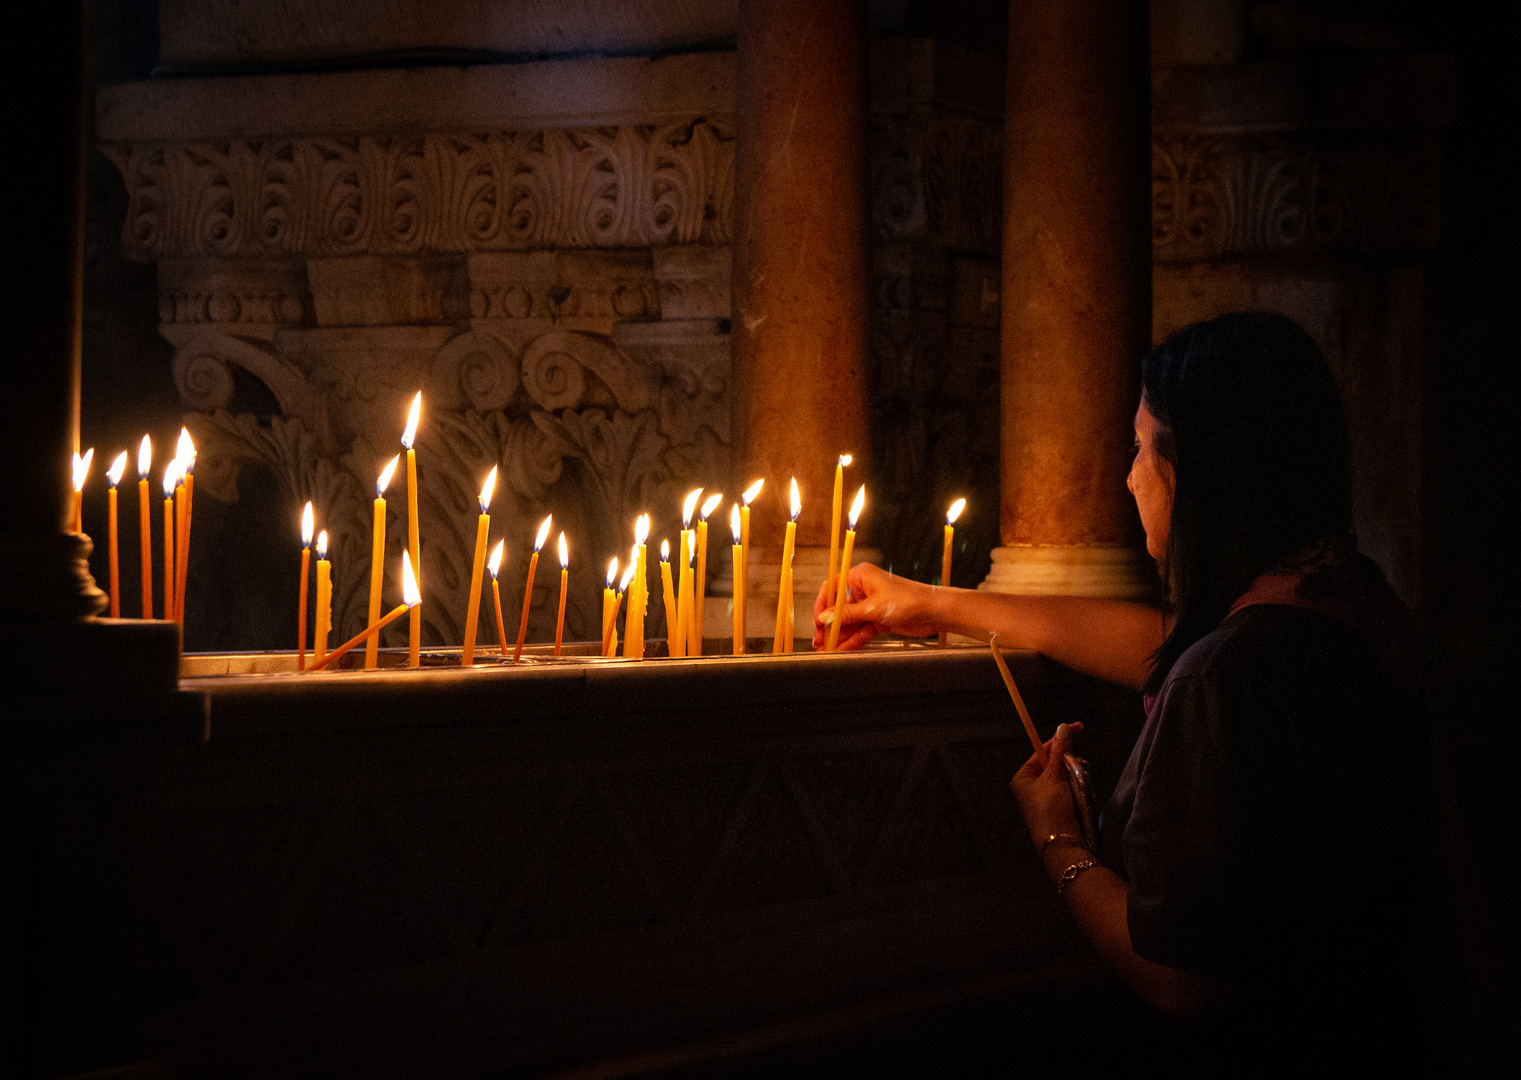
724;0;876;639
984;0;1157;599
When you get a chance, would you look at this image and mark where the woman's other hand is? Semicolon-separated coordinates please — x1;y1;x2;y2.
811;563;939;650
1009;722;1085;848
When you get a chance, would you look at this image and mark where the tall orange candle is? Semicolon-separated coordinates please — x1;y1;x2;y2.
368;455;401;669
625;515;650;659
730;504;743;654
174;428;196;626
313;530;331;668
696;492;722;655
488;539;507;654
161;460;179;624
553;532;569;656
939;497;966;648
773;478;799;654
737;479;763;649
401;392;423;668
659;539;680;657
105;452;127;617
71;448;92;534
297;501;314;670
602;556;618;656
825;485;866;652
827;454;851;606
309;550;420;672
511;514;552;663
171;469;185;623
607;560;633;656
461;466;498;666
678;489;701;657
136;436;153;618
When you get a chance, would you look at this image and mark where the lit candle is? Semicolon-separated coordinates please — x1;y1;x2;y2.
678;489;701;657
659;539;680;657
105;451;127;617
401;392;423;668
309;549;420;672
71;448;92;534
297;501;314;670
174;428;196;626
488;539;507;655
730;504;743;655
827;454;851;606
368;454;401;669
160;459;178;624
170;453;185;624
773;478;800;654
738;479;763;647
696;492;722;656
313;530;331;668
602;556;619;657
991;636;1047;765
553;532;569;656
136;437;153;619
460;465;498;666
625;514;649;659
511;514;552;662
608;559;634;657
825;485;866;652
939;497;966;648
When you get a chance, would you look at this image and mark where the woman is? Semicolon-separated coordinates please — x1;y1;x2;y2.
815;313;1424;1067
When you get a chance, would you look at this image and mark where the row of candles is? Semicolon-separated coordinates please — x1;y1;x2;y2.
72;392;972;670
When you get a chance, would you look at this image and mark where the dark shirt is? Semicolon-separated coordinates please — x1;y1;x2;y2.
1101;566;1424;1067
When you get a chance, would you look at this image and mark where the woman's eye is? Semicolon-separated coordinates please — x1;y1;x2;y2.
1131;439;1141;455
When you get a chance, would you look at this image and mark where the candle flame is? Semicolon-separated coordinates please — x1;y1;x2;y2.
635;513;650;545
401;391;422;449
660;538;671;562
839;453;852;467
619;561;636;592
701;492;723;519
534;513;552;551
401;549;421;606
176;427;196;471
316;529;328;557
72;448;93;492
947;497;966;525
301;501;314;545
107;451;128;488
606;556;619;588
730;502;741;543
682;488;703;527
789;477;801;520
557;532;568;568
848;485;866;529
162;458;181;497
137;434;152;478
488;539;504;578
477;464;497;511
742;479;764;505
378;454;400;496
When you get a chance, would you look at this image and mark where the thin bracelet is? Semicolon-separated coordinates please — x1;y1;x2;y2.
1040;832;1088;856
1055;859;1099;897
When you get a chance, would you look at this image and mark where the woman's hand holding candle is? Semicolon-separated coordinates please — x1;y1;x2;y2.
297;501;314;669
137;436;153;618
488;539;507;655
513;514;552;663
813;562;939;650
106;451;127;617
369;455;401;669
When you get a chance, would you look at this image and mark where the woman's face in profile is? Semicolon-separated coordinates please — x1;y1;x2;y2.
1128;401;1174;561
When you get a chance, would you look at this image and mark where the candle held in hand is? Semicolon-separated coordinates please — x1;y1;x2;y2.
553;532;569;656
297;501;314;670
369;455;400;669
825;485;866;652
402;392;423;668
105;452;127;617
309;550;419;672
137;436;153;618
461;466;498;666
939;498;965;648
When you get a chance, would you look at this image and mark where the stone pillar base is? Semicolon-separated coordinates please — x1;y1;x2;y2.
704;544;883;641
979;544;1158;602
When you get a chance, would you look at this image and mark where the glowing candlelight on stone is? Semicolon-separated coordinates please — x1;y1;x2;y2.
297;501;314;670
738;479;763;645
602;556;619;656
730;504;744;654
105;451;127;617
659;539;680;657
161;459;179;624
939;497;966;648
625;514;650;659
309;550;419;672
553;532;569;656
402;392;423;668
827;454;851;606
512;513;552;663
488;539;507;655
313;530;331;668
137;436;153;618
174;428;196;625
71;448;92;534
369;454;401;669
991;636;1047;765
696;492;722;655
773;478;800;654
460;465;497;666
825;485;866;652
678;489;701;657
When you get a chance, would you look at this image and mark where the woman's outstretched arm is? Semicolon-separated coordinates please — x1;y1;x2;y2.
814;563;1165;690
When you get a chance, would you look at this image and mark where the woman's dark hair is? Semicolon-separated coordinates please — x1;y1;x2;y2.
1141;312;1352;694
